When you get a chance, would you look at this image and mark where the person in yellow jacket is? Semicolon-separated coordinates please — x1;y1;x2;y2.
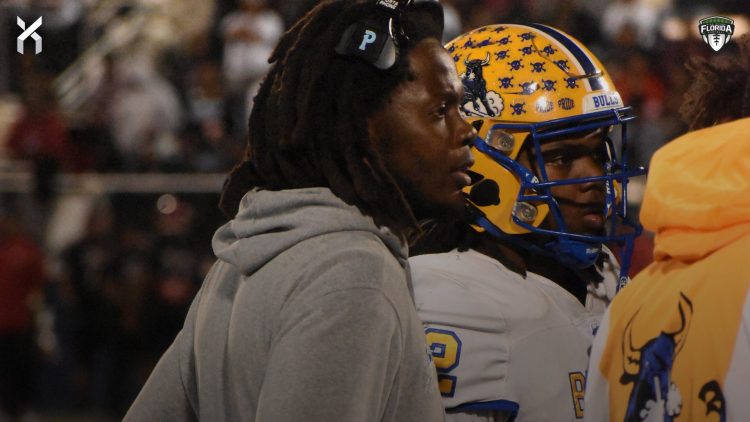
585;34;750;422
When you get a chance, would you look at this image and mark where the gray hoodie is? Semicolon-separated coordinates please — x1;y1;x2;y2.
124;187;445;422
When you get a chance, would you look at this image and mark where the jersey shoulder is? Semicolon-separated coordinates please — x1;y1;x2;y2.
411;250;526;331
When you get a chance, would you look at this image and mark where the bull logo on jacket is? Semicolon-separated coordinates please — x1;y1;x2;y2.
620;293;693;422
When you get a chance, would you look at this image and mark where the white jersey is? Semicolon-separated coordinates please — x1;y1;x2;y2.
411;249;618;422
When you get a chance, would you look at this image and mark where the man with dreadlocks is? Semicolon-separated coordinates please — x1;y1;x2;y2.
585;34;750;422
124;0;476;421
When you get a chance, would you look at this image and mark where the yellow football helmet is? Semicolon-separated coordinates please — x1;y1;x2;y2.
447;24;646;285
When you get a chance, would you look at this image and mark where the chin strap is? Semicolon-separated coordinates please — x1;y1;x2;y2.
472;213;596;271
543;237;600;269
544;236;635;294
470;206;635;293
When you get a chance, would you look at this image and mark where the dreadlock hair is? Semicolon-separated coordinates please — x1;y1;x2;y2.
680;33;750;130
219;0;443;238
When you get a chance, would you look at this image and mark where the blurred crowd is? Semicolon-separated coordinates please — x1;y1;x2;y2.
0;0;748;419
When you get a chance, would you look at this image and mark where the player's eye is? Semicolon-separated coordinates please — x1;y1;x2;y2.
546;153;574;167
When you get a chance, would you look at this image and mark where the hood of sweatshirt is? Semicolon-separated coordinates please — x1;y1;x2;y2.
640;117;750;262
212;187;407;275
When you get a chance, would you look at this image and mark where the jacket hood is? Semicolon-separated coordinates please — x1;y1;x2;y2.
640;117;750;262
212;187;407;275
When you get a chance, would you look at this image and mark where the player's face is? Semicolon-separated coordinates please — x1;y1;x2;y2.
524;128;608;236
368;39;477;219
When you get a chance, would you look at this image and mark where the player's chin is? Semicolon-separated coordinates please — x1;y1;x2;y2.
571;225;606;238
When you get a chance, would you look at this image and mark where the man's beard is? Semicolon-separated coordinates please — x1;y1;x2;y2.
394;173;464;222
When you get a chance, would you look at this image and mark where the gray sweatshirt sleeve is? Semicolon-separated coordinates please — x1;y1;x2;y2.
124;289;202;422
255;286;403;421
123;332;198;422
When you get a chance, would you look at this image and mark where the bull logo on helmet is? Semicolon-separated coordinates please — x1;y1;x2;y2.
460;53;499;117
620;293;693;422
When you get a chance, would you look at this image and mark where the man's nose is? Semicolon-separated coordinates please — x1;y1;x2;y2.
457;117;477;147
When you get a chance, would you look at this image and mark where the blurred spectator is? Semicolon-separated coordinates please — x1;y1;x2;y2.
220;0;282;92
6;70;75;213
6;71;73;171
58;199;120;410
59;198;153;414
610;50;668;166
69;54;123;172
187;61;224;127
181;121;237;172
220;0;283;138
184;59;237;170
109;54;184;171
642;48;691;162
614;50;666;115
601;0;664;49
142;199;204;362
0;200;46;421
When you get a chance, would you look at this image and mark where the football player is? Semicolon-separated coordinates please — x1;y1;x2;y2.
410;23;646;421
